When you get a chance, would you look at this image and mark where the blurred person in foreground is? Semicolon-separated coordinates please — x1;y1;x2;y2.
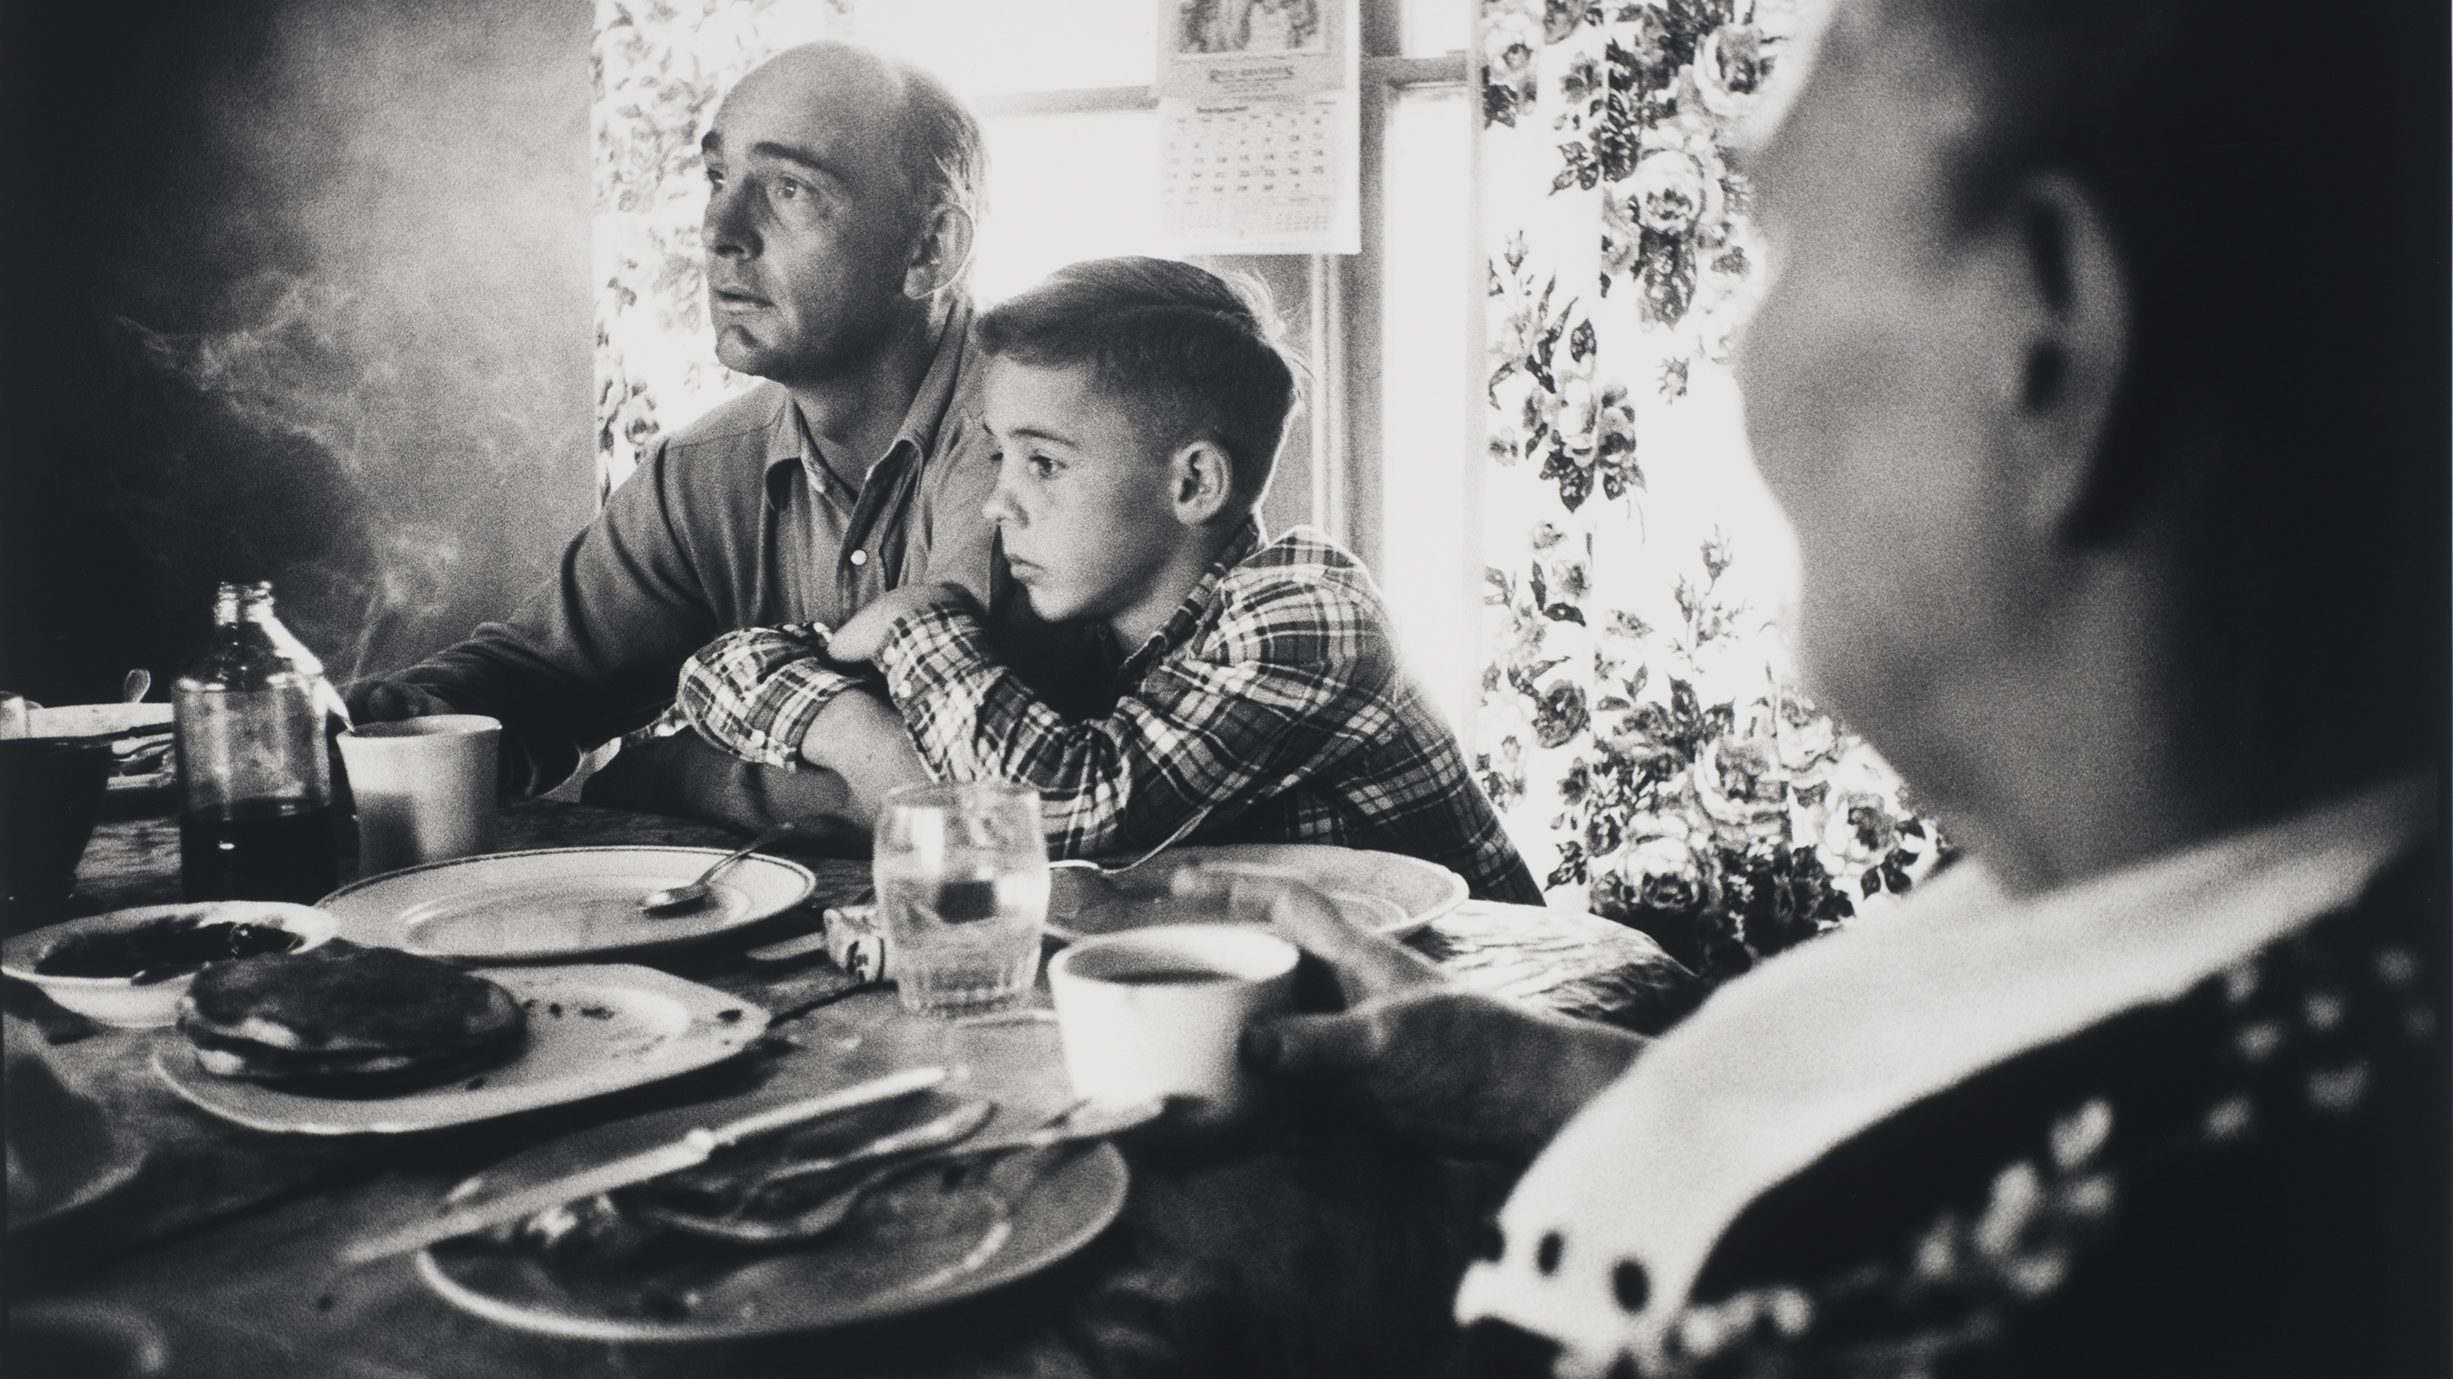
1182;0;2450;1373
342;43;1085;839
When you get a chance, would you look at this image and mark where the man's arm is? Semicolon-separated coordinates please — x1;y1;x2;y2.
353;434;724;797
674;624;931;827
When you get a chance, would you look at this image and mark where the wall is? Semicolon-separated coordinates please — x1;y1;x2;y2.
0;0;594;705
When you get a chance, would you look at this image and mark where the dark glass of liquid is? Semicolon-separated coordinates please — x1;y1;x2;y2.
180;799;338;903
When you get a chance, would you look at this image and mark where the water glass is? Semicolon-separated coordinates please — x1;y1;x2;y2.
873;782;1050;1016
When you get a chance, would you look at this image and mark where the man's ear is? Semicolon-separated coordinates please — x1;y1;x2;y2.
1991;173;2131;542
903;202;976;300
1168;440;1236;526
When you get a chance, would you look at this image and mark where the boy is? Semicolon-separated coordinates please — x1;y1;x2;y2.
677;257;1542;904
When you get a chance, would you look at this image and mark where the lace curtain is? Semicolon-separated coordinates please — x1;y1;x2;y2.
1472;0;1938;984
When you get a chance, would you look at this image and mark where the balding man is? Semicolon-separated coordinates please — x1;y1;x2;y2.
350;44;1066;834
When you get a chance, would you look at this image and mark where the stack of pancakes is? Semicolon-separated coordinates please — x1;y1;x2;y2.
177;942;526;1096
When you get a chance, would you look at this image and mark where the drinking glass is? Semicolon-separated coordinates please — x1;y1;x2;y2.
872;782;1050;1016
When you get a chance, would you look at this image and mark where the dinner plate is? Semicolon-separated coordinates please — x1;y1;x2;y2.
150;964;770;1135
25;703;173;742
415;1138;1129;1340
318;846;817;961
1046;842;1466;943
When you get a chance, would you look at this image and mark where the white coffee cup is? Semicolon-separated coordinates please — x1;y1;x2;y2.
1048;923;1300;1126
336;715;501;875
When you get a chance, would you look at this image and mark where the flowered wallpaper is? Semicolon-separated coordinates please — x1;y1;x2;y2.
1474;0;1940;985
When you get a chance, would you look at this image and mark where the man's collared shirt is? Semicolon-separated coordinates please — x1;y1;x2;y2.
395;301;1007;795
678;525;1546;905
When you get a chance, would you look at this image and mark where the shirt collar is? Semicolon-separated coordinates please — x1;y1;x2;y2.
1457;774;2438;1371
759;298;978;503
1116;519;1266;680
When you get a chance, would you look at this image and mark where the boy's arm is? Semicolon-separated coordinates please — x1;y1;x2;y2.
868;581;1383;858
674;626;931;827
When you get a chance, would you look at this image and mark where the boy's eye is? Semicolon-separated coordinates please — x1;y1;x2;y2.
1025;454;1060;479
705;165;726;190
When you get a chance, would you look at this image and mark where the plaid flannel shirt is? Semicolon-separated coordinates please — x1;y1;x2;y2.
679;527;1541;902
673;622;865;770
912;525;1540;902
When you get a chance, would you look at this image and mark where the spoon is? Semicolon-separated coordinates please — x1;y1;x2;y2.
640;822;794;914
1047;808;1213;922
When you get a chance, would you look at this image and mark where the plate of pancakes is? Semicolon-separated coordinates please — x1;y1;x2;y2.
152;943;769;1135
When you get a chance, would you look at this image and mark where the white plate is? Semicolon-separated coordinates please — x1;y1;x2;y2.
150;964;770;1135
417;1139;1129;1340
25;703;173;741
318;847;816;961
1047;842;1466;943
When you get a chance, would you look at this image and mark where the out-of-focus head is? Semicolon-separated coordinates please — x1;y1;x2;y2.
699;42;982;384
1735;0;2445;810
974;257;1300;633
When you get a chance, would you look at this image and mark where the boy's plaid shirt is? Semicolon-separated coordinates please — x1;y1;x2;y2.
678;526;1543;904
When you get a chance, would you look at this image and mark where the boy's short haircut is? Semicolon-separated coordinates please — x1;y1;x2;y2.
976;257;1299;512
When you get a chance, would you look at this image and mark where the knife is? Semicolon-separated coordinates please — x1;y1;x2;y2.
340;1065;950;1265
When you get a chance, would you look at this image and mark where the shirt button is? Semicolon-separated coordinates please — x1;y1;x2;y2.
848;549;868;568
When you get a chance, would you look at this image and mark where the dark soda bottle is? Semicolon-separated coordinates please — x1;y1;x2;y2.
173;582;339;903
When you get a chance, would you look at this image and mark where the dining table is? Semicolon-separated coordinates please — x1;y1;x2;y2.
5;794;1696;1379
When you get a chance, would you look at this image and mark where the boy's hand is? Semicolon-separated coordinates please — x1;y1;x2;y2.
796;688;933;825
828;583;978;664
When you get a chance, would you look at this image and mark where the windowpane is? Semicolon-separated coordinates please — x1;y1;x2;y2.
973;111;1167;303
1378;83;1476;732
1399;0;1469;56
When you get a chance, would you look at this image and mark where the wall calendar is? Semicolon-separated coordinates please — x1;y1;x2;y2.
1157;0;1360;255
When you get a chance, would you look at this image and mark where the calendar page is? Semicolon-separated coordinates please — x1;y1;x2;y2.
1156;0;1360;255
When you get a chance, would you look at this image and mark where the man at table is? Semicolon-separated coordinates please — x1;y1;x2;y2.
344;42;1079;838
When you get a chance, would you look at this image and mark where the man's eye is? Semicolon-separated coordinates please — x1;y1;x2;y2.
774;177;802;201
705;166;726;189
1026;454;1060;479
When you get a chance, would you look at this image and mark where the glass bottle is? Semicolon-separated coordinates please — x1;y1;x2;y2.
174;581;339;902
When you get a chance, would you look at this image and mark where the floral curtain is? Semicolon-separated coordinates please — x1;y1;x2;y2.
1473;0;1939;985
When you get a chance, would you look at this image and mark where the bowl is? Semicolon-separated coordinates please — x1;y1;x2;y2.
0;901;338;1028
0;737;114;929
